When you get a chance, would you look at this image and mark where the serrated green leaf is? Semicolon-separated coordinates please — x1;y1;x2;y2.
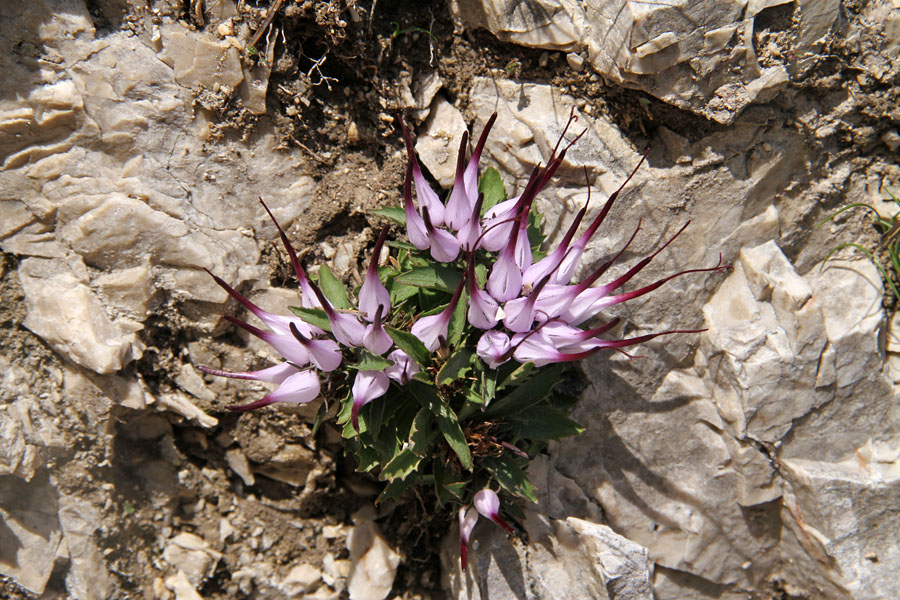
482;367;497;405
498;361;533;389
486;364;562;417
508;406;584;440
311;401;327;436
367;394;388;440
447;288;468;348
336;391;353;426
356;350;394;371
479;167;506;214
482;455;538;503
377;476;417;504
318;265;351;310
406;381;473;471
409;408;436;457
372;206;406;225
355;444;380;473
434;461;470;506
385;326;431;366
437;349;475;385
289;306;331;332
379;448;422;481
395;265;462;292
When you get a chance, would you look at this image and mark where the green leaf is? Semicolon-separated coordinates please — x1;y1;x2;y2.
447;288;468;348
487;364;562;417
482;455;538;503
527;209;546;258
409;408;436;457
386;326;431;367
482;368;497;405
366;394;388;440
434;461;470;506
355;444;380;473
395;265;462;293
377;476;417;504
499;361;533;390
474;263;488;288
311;401;327;436
437;349;475;385
357;350;394;371
336;391;353;426
289;306;331;332
317;265;351;310
387;279;420;306
406;381;473;471
379;448;422;481
479;167;506;214
387;240;418;252
508;406;584;440
372;206;406;225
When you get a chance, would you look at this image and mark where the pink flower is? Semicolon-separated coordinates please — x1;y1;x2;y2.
351;370;390;433
422;206;461;263
411;275;466;352
225;369;321;412
476;330;512;369
358;227;391;321
399;118;445;226
466;254;500;330
459;488;514;571
385;349;420;384
458;506;478;571
362;305;394;355
443;131;473;232
473;489;514;533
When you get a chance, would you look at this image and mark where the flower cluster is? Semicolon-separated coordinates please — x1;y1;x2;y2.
199;111;728;571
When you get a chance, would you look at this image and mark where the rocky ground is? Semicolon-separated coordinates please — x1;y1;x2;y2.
2;1;900;599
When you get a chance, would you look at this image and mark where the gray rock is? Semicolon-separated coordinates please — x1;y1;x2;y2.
442;515;653;600
19;257;143;374
454;0;841;123
416;96;469;188
57;495;113;600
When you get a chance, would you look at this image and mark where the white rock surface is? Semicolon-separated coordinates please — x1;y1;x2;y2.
163;532;221;587
346;512;401;600
415;96;469;188
18;257;143;374
443;514;653;600
280;563;323;596
454;0;842;123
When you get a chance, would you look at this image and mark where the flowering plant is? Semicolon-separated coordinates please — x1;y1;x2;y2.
199;111;728;570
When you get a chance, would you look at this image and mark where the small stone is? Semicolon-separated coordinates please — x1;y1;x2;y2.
280;563;322;596
163;532;221;586
346;518;401;600
347;121;360;144
566;52;584;71
165;570;205;600
882;130;900;152
225;448;255;486
216;19;234;38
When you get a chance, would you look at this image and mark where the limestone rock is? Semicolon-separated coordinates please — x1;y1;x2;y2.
163;532;222;587
0;474;62;595
157;22;244;90
415;96;468;188
280;563;322;596
19;257;143;374
442;515;653;600
346;513;401;600
57;495;113;600
454;0;841;123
